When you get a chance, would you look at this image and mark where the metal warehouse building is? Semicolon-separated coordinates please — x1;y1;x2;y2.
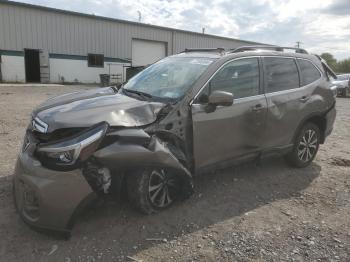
0;0;261;84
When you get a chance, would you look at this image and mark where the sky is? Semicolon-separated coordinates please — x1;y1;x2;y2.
16;0;350;60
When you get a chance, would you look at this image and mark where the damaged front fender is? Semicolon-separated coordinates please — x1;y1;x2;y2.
93;129;194;194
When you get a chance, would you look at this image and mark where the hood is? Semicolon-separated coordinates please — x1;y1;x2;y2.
332;80;346;84
332;80;347;87
33;87;166;133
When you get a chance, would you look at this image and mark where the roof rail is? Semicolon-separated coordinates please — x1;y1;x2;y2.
182;48;225;53
230;45;308;54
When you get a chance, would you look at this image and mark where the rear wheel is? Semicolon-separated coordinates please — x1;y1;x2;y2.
127;168;181;214
285;123;320;168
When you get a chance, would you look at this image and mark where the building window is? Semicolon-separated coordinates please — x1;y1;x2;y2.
88;54;104;67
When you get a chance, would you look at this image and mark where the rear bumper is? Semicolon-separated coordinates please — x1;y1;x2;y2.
13;150;97;233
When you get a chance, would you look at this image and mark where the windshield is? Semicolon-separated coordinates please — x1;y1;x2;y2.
123;57;214;100
336;74;349;81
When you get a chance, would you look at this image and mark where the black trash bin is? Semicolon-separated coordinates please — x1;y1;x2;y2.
126;66;145;82
99;74;110;87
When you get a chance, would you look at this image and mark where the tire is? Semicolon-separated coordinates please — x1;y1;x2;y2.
342;89;347;97
127;168;181;214
285;122;320;168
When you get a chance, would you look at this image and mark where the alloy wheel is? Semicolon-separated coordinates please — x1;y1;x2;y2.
148;169;177;208
297;129;318;162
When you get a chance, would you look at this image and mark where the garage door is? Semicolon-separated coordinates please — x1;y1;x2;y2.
132;39;166;67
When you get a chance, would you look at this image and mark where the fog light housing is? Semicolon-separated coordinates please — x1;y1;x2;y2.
21;182;40;221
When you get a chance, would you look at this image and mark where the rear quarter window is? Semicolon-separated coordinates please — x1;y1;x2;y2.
263;57;299;93
297;59;321;86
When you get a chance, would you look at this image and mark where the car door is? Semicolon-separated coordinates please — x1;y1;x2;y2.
262;56;304;149
191;57;268;171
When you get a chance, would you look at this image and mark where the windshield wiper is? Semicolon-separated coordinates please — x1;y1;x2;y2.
122;88;153;99
110;83;123;93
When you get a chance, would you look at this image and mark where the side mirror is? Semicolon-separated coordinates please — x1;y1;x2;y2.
208;91;234;106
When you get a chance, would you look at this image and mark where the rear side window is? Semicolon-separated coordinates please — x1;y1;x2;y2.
298;59;321;86
264;57;299;93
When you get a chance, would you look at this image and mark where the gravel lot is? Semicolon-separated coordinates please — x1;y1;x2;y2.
0;85;349;262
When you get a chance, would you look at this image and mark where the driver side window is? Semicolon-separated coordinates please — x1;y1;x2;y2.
196;58;260;103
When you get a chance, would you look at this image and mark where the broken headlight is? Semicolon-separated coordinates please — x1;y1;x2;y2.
36;122;108;170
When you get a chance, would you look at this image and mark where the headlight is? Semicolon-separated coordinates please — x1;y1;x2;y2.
36;122;108;170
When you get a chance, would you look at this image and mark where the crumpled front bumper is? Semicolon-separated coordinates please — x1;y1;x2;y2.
13;128;194;234
13;149;97;233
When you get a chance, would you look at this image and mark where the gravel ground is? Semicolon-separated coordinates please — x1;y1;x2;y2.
0;85;349;262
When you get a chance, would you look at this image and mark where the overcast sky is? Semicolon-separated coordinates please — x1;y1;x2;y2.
17;0;350;60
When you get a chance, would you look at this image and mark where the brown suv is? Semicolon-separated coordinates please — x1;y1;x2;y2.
14;46;337;235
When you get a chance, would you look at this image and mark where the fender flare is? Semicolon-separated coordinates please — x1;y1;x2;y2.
291;111;328;145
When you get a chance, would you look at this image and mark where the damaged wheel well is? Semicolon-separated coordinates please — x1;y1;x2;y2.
151;131;189;167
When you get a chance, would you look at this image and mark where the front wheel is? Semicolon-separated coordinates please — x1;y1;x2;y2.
127;168;182;214
342;89;347;97
285;123;320;168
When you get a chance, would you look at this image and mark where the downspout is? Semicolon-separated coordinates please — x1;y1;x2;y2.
0;53;2;82
0;51;2;82
171;30;174;55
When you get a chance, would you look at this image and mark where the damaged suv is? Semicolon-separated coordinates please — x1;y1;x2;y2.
14;46;337;234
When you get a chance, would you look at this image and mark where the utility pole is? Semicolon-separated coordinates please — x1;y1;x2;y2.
137;11;142;22
295;41;302;48
202;27;205;34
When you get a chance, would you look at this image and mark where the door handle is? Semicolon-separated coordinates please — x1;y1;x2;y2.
252;104;263;111
300;96;310;102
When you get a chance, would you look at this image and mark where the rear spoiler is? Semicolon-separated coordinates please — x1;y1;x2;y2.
314;55;337;79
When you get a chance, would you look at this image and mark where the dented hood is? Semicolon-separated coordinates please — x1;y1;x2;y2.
33;87;165;133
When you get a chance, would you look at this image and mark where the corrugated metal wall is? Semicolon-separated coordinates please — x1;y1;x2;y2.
172;31;251;54
0;2;257;60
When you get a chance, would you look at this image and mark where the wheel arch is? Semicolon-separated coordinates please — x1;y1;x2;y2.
293;114;327;145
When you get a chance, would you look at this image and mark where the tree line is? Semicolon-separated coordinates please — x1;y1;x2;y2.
320;53;350;74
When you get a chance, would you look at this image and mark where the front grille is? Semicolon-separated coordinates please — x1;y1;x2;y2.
32;117;48;133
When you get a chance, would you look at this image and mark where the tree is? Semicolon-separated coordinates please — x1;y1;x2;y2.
318;53;350;73
320;53;338;71
336;58;350;73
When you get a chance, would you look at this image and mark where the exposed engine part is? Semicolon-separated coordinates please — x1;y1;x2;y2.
82;162;112;194
98;167;112;194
